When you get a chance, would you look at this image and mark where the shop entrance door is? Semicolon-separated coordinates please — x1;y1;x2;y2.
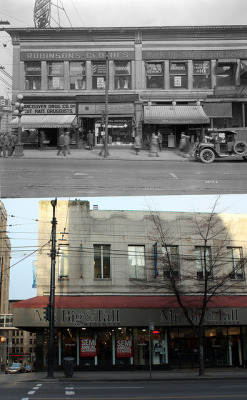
97;331;112;366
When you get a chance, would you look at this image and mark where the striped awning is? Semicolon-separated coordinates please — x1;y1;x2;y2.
144;105;209;125
10;114;76;128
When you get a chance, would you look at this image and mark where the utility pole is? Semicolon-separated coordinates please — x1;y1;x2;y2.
47;199;57;379
104;52;109;158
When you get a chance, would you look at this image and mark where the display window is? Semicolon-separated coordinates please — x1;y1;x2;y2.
193;61;211;89
25;62;41;90
114;61;131;89
70;62;86;90
240;60;247;85
115;327;133;366
47;62;64;89
216;61;237;86
92;62;106;89
145;62;164;89
169;61;188;89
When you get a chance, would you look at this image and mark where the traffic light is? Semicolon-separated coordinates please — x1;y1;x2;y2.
101;112;105;125
43;305;51;321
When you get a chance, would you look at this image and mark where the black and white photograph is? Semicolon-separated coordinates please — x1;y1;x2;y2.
1;0;247;399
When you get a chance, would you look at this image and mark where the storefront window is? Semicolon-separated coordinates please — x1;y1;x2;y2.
25;62;41;90
128;245;146;280
92;62;106;89
195;246;212;280
193;61;211;89
240;60;247;85
80;330;97;366
145;62;164;89
114;61;131;89
170;61;188;89
216;61;237;86
70;62;86;90
94;245;111;279
227;247;244;280
115;327;132;366
162;245;180;279
47;62;64;89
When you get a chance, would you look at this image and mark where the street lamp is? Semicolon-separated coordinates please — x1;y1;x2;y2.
13;94;25;157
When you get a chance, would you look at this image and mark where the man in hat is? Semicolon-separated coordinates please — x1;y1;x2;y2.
57;132;66;156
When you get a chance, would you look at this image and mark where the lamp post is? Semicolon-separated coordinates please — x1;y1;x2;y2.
13;94;25;157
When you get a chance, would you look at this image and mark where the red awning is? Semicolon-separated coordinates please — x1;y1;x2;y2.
13;295;247;309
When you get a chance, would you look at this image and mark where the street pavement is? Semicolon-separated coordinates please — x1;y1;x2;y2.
1;368;247;382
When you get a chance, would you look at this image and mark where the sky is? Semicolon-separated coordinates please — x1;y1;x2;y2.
2;194;247;301
1;0;247;98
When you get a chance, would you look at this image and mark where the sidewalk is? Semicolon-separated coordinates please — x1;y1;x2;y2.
11;147;192;162
2;368;247;382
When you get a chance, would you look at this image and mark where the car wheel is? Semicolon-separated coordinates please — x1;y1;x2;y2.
233;141;247;156
199;148;215;163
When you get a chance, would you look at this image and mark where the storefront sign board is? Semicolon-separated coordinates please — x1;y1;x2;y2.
20;51;135;61
143;49;247;60
78;103;134;115
24;103;76;114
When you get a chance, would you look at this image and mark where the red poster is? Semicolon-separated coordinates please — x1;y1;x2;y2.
80;339;97;357
116;340;133;358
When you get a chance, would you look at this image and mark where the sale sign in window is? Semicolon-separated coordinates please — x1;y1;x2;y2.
116;340;133;358
80;339;97;357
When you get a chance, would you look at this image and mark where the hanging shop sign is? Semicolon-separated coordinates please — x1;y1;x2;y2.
80;339;97;357
34;0;51;28
116;340;133;358
24;104;76;114
20;51;135;61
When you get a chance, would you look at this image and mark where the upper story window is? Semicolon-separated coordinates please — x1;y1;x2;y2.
170;61;188;89
70;62;86;90
92;62;106;90
216;60;237;86
128;245;146;280
193;61;211;89
114;61;131;89
195;246;212;280
162;245;180;279
240;60;247;85
94;245;111;279
25;61;41;90
227;247;244;280
47;62;64;90
145;62;164;89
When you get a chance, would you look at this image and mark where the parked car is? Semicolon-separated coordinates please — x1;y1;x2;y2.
5;362;23;374
194;130;247;163
23;364;33;373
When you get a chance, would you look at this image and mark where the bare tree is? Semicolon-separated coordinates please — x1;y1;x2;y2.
145;198;246;376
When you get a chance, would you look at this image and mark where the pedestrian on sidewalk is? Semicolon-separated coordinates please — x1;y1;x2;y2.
133;134;141;155
57;132;66;156
157;130;162;151
88;130;94;150
0;133;4;157
8;133;17;156
149;132;159;157
179;132;190;157
3;133;10;158
64;131;71;155
39;130;45;151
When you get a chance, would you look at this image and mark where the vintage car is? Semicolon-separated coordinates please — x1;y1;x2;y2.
194;130;247;163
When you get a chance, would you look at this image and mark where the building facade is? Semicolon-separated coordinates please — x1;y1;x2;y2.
6;25;247;149
0;201;11;370
12;200;247;371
